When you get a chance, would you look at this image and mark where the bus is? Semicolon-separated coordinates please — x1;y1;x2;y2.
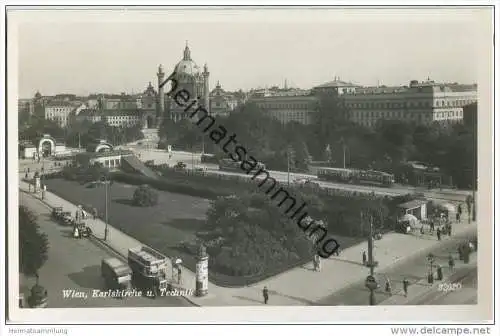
218;159;266;174
317;167;394;188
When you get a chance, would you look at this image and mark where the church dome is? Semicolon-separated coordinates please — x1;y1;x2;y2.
174;43;201;77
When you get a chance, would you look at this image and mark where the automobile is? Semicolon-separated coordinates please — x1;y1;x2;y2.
174;162;187;170
51;207;63;218
61;211;73;226
293;178;311;185
74;222;92;238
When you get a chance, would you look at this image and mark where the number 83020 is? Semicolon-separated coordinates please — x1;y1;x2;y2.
438;283;462;292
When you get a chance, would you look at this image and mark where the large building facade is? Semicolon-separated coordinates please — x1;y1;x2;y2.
250;89;319;125
345;80;477;128
250;78;477;127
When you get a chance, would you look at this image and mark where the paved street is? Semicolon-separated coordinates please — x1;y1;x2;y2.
128;146;470;201
315;232;478;306
19;192;193;308
408;266;478;305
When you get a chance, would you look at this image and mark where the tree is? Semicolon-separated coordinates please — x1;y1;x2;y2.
132;184;159;207
293;141;311;172
19;206;49;277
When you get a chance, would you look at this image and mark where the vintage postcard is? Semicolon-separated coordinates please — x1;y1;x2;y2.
4;5;495;324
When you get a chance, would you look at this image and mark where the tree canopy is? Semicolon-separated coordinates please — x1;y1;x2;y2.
19;206;49;277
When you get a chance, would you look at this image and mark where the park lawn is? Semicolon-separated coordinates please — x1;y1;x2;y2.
44;178;208;252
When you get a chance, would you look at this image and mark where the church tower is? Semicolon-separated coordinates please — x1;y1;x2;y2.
203;63;210;114
157;64;165;127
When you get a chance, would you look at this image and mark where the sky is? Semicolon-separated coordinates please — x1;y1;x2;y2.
12;7;490;98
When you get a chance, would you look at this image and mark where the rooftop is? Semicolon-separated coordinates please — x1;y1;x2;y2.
78;108;141;117
76;149;133;159
397;199;428;209
314;77;359;89
45;101;75;107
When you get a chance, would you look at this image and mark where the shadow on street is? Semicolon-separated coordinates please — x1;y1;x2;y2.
67;265;103;290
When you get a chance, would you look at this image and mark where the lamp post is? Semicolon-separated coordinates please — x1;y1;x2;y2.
287;150;290;186
103;174;109;241
363;213;379;305
427;253;435;283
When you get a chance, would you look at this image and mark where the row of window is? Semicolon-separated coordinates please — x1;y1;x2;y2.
435;111;463;119
95;158;121;168
352;110;463;120
258;103;313;110
352;110;425;119
346;98;475;110
46;107;71;113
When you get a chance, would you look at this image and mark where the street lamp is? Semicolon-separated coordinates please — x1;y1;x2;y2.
287;146;294;186
102;174;109;241
365;213;379;305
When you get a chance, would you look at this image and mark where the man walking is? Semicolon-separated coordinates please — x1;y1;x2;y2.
263;286;269;305
362;251;367;265
448;255;455;272
403;278;409;297
436;227;442;241
385;278;392;295
430;221;435;233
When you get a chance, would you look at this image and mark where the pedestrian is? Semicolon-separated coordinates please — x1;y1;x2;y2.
385;278;392;294
437;265;443;281
458;204;463;216
468;240;475;252
448;224;452;236
362;251;367;265
430;221;435;233
455;212;460;223
27;167;30;173
436;227;441;241
263;286;269;304
403;278;409;297
448;255;455;272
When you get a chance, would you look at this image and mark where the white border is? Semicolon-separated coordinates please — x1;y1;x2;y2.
3;1;497;327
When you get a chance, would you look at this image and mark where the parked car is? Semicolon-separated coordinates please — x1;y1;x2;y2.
174;162;187;170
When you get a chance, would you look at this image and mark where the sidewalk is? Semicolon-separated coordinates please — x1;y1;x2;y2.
19;176;477;306
379;252;477;305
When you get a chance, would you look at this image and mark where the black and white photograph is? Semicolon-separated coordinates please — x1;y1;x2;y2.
4;4;495;327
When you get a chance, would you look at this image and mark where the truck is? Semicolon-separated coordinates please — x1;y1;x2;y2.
101;258;132;293
127;246;169;296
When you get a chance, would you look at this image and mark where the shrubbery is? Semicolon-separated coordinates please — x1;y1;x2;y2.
132;184;159;207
